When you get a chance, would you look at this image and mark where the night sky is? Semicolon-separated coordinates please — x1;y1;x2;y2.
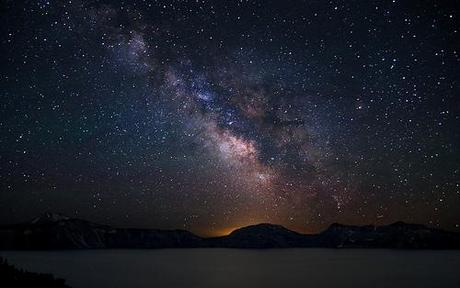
0;0;459;237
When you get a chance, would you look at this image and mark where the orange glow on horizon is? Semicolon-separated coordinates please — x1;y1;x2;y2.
206;226;239;237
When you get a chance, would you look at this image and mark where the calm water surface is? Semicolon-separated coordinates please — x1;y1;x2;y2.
1;249;460;288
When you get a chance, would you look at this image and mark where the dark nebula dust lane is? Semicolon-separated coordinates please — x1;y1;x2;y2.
0;0;459;236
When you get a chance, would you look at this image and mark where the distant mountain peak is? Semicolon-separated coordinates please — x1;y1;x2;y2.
389;221;422;227
31;212;70;224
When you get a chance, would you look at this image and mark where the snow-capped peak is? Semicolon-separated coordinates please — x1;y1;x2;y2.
31;212;70;224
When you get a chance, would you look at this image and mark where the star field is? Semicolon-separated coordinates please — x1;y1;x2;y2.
0;0;459;236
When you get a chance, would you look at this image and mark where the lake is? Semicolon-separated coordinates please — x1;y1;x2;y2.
1;249;460;288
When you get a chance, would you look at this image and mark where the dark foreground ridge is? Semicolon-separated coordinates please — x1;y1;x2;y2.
1;213;459;250
0;256;70;287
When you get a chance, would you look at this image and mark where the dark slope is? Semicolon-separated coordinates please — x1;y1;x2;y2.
0;257;70;287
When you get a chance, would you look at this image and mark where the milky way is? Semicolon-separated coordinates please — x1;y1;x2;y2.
0;0;458;236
